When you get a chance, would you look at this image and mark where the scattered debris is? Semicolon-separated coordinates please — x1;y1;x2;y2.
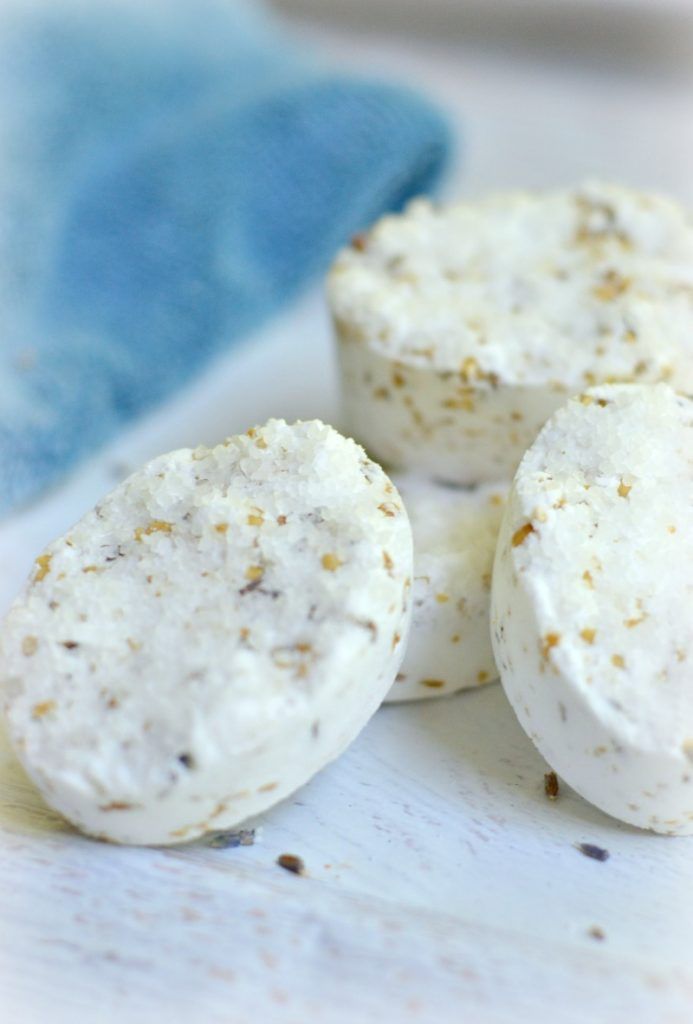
544;771;559;800
587;925;606;941
576;842;610;862
277;853;305;875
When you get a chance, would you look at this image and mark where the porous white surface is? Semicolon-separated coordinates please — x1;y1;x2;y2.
491;383;693;833
329;182;693;482
0;420;412;845
386;475;505;702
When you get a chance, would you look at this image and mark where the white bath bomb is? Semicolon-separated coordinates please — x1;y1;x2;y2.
491;383;693;834
0;420;412;845
329;182;693;483
386;475;504;702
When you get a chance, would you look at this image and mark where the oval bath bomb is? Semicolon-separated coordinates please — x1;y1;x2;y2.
491;383;693;834
385;474;505;702
328;182;693;483
0;420;412;845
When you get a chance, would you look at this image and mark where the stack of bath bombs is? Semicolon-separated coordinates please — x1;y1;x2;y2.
329;182;693;836
327;181;693;709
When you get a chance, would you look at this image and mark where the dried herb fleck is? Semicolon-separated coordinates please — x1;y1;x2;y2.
277;853;305;875
544;771;559;800
576;842;610;862
207;829;255;850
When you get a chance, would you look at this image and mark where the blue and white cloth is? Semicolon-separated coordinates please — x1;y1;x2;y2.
0;0;451;515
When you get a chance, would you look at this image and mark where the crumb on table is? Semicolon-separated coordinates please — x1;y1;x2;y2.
277;853;305;875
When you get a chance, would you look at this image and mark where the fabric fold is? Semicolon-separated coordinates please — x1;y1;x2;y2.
0;0;451;514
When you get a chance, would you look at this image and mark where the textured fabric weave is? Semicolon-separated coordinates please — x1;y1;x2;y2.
0;0;451;515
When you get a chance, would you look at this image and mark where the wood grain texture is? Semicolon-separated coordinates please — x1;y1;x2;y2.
3;683;693;1024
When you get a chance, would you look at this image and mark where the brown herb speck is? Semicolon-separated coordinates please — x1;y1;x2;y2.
544;771;559;800
541;633;561;660
34;554;53;582
624;614;646;628
321;553;342;572
32;700;56;719
277;853;305;875
512;523;535;547
593;269;630;301
134;520;173;542
22;636;39;656
460;356;481;382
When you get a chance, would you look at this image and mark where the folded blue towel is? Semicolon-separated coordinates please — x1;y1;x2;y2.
0;0;451;516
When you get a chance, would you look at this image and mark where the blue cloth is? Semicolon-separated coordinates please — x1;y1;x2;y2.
0;0;451;516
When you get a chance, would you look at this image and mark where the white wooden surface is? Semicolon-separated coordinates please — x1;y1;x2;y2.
2;8;693;1022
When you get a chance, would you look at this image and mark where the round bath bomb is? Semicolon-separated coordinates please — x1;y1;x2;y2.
0;420;412;845
491;383;693;834
385;475;505;702
328;182;693;483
